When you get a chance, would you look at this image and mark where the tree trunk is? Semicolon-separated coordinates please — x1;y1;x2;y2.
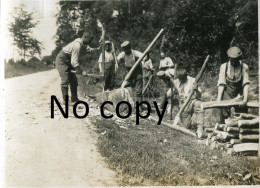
240;128;259;134
238;119;259;128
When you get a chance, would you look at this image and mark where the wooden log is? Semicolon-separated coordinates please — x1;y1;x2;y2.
225;118;238;127
122;29;164;88
239;134;259;142
201;99;259;110
235;113;259;120
233;143;259;152
230;139;242;145
240;128;259;134
226;127;240;133
215;123;227;131
238;119;259;128
226;143;233;148
197;131;208;139
205;128;214;133
208;133;213;139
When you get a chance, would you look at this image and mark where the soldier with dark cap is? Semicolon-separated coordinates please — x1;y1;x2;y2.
217;46;250;123
117;41;144;104
55;31;94;103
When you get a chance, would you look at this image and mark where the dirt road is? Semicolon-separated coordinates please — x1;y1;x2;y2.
4;69;117;187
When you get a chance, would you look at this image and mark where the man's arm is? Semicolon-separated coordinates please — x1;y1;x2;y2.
217;85;225;101
242;84;249;102
167;57;174;67
71;43;86;76
217;64;226;101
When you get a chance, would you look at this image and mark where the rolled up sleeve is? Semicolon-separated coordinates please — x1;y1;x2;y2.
71;42;81;67
242;64;250;86
217;64;226;86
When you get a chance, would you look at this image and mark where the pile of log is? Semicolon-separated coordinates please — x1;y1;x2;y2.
205;113;259;155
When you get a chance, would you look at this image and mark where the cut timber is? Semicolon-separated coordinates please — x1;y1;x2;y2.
227;127;240;133
235;113;259;120
201;99;259;110
233;143;259;152
238;119;259;128
225;118;238;127
149;115;196;137
205;128;214;133
208;133;213;139
239;134;259;142
240;128;259;134
230;139;242;145
226;143;233;148
215;123;227;131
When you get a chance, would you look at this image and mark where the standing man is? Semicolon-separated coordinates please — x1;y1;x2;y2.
166;66;204;138
98;40;116;91
158;51;175;86
141;52;154;90
117;41;144;104
55;31;93;103
217;46;250;123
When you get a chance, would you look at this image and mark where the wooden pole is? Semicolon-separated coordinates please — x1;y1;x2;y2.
150;115;196;137
174;55;210;125
101;29;106;91
201;100;259;110
121;29;164;88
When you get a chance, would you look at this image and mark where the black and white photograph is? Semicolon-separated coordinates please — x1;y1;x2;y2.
1;0;259;187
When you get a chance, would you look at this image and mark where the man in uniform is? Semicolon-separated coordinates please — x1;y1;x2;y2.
117;41;144;104
217;46;250;123
97;40;116;91
55;31;94;103
158;51;175;87
166;66;204;137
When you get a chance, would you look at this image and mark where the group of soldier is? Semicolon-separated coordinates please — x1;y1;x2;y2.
55;31;250;138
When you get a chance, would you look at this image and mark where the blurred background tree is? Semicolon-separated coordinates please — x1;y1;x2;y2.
53;0;258;74
9;3;42;63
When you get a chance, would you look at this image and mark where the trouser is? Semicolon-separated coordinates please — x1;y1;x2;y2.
179;100;204;131
55;51;78;101
220;91;247;123
104;66;115;91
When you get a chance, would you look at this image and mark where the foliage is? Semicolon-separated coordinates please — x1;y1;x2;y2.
53;0;258;72
9;3;42;62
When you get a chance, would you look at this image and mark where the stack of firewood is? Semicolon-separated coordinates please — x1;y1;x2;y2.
205;113;259;155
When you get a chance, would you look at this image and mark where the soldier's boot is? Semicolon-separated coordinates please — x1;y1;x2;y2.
70;85;80;102
61;86;69;104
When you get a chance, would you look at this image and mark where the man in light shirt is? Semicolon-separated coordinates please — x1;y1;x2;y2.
55;31;94;103
141;52;154;91
117;41;144;104
158;52;175;84
217;46;250;123
165;66;204;137
98;41;116;91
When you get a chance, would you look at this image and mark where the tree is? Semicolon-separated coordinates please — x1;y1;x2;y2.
9;3;42;62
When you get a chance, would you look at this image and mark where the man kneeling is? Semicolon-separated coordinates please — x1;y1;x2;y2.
166;66;204;138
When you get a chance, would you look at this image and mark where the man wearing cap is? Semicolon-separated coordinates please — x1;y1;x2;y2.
98;40;116;91
217;46;250;123
165;66;204;138
55;31;93;103
117;41;144;103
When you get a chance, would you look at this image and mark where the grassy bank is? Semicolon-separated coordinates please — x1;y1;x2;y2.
77;57;259;186
5;63;52;78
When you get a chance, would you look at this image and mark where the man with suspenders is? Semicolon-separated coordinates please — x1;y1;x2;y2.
217;46;250;123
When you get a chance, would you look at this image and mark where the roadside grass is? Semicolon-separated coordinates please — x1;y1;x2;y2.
78;57;259;186
5;63;52;78
91;116;259;186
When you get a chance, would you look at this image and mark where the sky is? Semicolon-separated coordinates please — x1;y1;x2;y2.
2;0;59;61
